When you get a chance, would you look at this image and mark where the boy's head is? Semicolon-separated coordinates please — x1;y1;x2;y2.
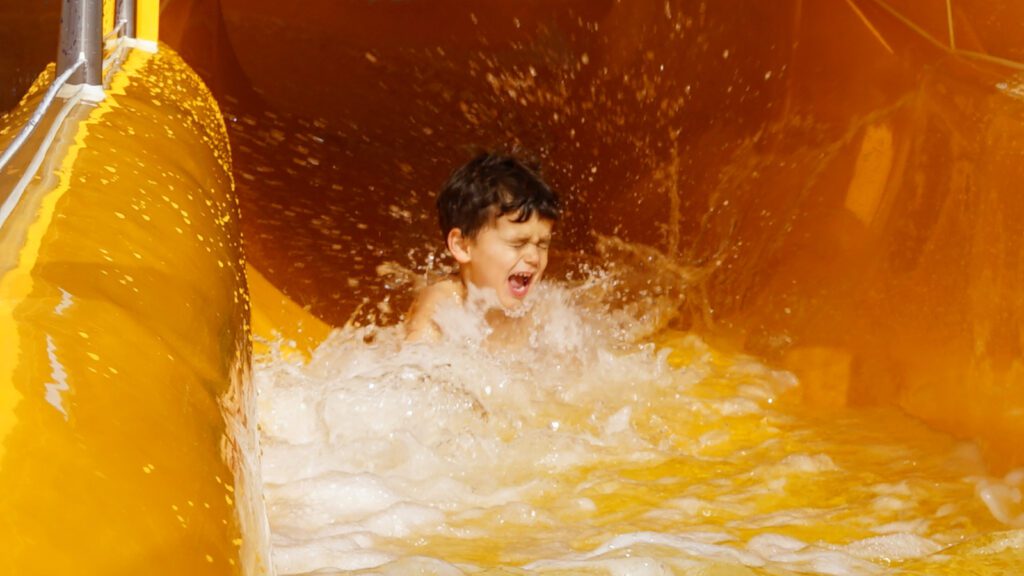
437;152;561;309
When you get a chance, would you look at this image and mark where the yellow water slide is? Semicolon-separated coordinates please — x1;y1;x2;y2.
1;0;1022;574
0;1;268;574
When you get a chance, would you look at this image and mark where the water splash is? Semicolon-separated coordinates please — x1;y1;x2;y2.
255;240;1023;575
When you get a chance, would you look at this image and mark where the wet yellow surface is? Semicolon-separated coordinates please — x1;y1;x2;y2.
248;262;331;360
0;46;259;574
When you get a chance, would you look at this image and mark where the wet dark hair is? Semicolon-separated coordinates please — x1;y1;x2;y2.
437;152;560;240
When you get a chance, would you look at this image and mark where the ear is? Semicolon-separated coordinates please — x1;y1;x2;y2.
447;228;472;264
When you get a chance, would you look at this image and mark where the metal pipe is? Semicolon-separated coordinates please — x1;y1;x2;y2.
0;59;84;174
103;20;126;42
122;0;136;39
57;0;103;86
0;90;85;229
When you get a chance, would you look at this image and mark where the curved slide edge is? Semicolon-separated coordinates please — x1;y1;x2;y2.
249;263;331;361
0;46;269;574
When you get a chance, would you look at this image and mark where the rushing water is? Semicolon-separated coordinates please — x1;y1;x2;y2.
254;241;1024;576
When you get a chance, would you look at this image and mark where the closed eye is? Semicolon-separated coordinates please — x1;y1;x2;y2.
509;238;552;249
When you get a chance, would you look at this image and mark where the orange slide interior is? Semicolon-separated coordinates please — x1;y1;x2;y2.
157;0;1024;470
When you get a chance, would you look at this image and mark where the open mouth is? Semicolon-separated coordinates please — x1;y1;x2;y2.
507;272;534;299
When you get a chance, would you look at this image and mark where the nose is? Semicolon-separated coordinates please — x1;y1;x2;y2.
522;242;540;265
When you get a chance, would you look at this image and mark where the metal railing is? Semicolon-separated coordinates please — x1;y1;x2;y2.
56;0;103;87
0;0;139;226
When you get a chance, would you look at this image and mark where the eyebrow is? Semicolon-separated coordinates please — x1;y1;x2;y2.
510;232;552;240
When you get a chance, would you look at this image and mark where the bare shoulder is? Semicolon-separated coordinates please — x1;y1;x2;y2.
405;278;463;341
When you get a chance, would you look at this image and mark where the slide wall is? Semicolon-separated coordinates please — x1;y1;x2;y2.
0;22;268;576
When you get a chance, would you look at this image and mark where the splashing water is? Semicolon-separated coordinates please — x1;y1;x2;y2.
255;240;1024;575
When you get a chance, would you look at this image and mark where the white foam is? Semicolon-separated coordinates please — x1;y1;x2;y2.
843;533;943;561
974;468;1024;527
254;240;1014;574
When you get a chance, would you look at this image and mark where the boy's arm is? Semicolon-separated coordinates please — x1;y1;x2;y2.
404;280;460;342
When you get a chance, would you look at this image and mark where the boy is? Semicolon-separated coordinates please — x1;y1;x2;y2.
406;152;561;342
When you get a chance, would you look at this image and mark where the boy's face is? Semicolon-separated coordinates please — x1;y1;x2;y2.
451;212;554;309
